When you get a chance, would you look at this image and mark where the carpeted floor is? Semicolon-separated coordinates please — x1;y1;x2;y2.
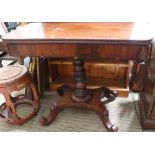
0;91;144;132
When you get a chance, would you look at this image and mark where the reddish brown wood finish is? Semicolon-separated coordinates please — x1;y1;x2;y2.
2;22;153;61
0;70;39;125
2;23;153;41
3;43;151;61
40;85;118;131
2;22;153;131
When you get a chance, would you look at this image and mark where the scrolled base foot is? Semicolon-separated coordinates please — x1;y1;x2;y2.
40;108;59;126
109;124;118;132
40;85;118;132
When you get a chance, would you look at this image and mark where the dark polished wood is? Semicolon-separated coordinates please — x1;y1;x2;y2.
40;85;118;131
2;23;153;61
71;58;91;102
138;52;155;129
2;22;153;131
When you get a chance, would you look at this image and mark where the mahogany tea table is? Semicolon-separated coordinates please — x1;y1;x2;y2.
2;23;153;131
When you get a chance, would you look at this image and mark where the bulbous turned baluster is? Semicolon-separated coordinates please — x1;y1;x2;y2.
71;58;91;102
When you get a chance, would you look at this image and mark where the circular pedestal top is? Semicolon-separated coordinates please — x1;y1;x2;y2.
0;65;27;84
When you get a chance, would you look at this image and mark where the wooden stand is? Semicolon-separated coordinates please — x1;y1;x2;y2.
0;65;39;125
40;58;118;132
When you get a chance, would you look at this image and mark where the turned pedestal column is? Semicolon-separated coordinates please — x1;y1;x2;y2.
40;58;118;132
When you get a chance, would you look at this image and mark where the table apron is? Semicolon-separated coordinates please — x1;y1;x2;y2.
6;43;151;61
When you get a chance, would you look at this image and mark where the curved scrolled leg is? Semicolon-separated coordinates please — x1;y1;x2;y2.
40;85;118;131
40;104;60;126
89;104;118;132
98;112;118;131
